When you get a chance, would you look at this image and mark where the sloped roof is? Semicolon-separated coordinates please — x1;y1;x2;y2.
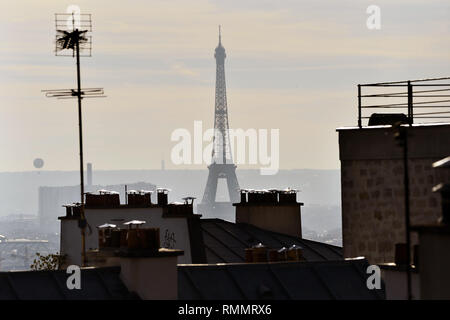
178;258;384;300
0;266;134;300
200;219;342;263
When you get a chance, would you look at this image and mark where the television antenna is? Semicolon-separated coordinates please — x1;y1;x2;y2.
42;10;105;266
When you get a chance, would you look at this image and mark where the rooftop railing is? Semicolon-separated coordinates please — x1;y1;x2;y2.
357;77;450;128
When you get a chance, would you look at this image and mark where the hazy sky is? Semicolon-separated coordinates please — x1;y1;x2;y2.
1;0;449;172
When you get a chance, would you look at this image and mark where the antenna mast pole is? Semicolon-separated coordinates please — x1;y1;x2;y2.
45;11;104;266
75;23;87;267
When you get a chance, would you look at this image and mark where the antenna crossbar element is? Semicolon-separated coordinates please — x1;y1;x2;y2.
42;88;105;99
55;13;92;31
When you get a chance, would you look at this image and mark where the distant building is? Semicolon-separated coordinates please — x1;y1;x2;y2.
0;239;50;271
86;163;93;186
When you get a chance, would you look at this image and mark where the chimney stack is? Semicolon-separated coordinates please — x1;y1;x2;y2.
127;190;152;207
240;189;248;203
85;190;120;208
88;220;183;299
157;188;170;206
234;188;303;238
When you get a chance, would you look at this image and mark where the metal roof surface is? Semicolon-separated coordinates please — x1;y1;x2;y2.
178;258;385;300
0;266;134;300
200;219;342;263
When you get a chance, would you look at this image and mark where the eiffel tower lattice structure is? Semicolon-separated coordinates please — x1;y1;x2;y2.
198;27;240;219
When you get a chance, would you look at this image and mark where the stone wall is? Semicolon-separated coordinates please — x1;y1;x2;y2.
338;124;450;264
341;158;449;263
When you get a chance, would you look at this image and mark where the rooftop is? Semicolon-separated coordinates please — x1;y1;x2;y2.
336;122;450;131
0;258;382;300
200;219;342;263
0;267;134;300
178;258;384;300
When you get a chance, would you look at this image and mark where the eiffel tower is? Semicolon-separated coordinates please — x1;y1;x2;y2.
198;27;240;219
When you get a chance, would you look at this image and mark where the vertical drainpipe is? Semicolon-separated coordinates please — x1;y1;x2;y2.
358;84;362;128
407;81;413;126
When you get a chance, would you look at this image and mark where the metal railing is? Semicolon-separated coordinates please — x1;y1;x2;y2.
357;77;450;128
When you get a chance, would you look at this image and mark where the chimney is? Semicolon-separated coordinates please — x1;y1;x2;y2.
234;188;303;238
157;188;170;206
85;190;120;208
244;243;304;263
240;189;248;203
87;162;93;186
118;249;182;299
88;220;183;299
127;190;152;207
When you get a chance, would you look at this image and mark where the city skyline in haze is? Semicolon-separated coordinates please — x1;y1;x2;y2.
1;0;450;172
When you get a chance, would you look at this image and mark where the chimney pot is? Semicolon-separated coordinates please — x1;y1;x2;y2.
240;190;247;203
157;188;170;206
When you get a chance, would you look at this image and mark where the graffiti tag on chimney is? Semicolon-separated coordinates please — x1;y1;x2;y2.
163;229;176;249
